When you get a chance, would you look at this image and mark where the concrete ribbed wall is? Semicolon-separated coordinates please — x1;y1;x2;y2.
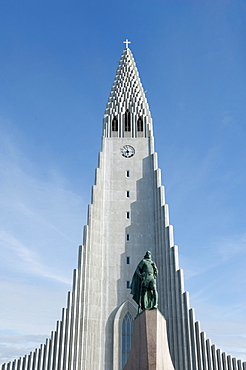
1;47;245;370
1;148;246;370
152;151;246;370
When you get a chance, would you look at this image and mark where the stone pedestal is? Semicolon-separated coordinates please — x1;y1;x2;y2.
124;309;175;370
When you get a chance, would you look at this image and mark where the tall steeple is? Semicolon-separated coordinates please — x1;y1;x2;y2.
103;43;153;138
1;43;246;370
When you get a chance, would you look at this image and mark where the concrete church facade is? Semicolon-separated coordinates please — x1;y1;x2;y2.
1;43;245;370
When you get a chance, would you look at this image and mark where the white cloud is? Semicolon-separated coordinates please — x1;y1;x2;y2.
0;230;71;284
0;124;86;281
179;233;246;280
192;304;246;361
0;334;48;364
0;123;86;363
178;233;246;362
215;233;246;262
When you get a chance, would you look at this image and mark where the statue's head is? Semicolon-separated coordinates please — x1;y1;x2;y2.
144;251;152;260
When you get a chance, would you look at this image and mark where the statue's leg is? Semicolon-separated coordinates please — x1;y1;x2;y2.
153;282;158;308
141;287;147;310
152;287;158;308
149;280;158;308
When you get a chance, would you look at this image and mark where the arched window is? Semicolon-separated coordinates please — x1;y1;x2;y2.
137;116;143;131
124;110;131;131
112;117;118;131
122;311;134;369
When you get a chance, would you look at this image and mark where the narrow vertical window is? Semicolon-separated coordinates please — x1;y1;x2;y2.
137;116;143;131
112;116;118;131
126;190;130;198
122;312;134;369
126;281;130;289
124;110;131;131
126;257;130;264
126;170;130;178
126;212;130;219
126;234;130;241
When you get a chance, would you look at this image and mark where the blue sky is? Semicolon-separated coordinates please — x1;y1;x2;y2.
0;0;246;364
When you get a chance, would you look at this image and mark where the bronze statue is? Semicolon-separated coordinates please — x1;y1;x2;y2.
130;251;158;312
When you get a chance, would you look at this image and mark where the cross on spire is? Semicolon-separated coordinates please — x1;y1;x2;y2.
123;39;131;49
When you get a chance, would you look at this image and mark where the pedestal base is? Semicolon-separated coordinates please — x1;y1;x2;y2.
124;309;175;370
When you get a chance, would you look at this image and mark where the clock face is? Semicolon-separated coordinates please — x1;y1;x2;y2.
121;145;135;158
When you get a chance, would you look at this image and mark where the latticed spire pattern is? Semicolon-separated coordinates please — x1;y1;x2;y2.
105;48;150;116
103;48;153;138
1;46;246;370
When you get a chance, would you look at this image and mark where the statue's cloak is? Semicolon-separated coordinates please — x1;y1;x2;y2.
130;271;142;305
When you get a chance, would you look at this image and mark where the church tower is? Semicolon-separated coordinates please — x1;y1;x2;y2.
79;41;158;369
1;42;246;370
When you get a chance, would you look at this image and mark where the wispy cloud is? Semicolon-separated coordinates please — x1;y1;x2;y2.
215;233;246;262
0;231;71;284
178;232;246;361
0;123;85;284
180;233;246;280
192;304;246;361
0;123;87;362
0;333;47;364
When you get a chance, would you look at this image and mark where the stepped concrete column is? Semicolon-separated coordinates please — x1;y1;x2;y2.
124;309;175;370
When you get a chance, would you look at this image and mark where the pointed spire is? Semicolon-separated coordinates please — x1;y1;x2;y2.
103;43;153;138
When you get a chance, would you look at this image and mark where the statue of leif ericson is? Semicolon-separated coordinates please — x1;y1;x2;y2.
130;251;158;312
